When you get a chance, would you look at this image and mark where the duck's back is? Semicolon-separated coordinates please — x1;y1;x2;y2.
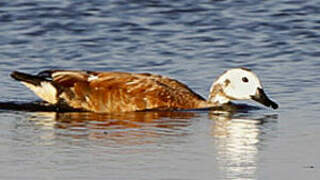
12;70;208;113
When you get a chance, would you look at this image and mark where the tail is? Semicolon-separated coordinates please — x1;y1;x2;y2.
11;71;58;104
11;71;48;86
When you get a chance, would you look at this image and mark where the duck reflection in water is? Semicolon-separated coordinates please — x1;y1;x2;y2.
3;100;278;179
28;110;197;145
3;101;276;144
209;111;278;180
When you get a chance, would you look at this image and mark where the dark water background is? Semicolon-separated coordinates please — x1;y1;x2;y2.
0;0;320;179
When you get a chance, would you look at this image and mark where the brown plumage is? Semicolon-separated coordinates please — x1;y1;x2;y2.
11;68;279;113
11;70;211;113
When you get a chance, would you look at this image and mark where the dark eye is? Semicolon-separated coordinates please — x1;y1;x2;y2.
242;77;249;83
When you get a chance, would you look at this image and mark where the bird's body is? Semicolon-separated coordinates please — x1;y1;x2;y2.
11;70;212;113
11;68;278;113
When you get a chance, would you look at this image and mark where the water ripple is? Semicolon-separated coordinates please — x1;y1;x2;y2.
0;0;320;179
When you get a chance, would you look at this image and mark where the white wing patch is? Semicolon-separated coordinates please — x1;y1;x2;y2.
21;81;58;104
88;75;99;81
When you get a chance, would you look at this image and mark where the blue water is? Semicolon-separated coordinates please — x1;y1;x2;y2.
0;0;320;179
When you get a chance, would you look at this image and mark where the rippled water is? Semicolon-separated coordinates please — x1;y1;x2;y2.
0;0;320;179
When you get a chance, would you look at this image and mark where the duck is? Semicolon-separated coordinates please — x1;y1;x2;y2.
10;68;278;113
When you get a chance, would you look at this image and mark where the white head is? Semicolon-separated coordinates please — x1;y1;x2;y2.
208;68;278;109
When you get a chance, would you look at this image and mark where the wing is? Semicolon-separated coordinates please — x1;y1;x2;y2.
41;70;207;113
135;73;206;101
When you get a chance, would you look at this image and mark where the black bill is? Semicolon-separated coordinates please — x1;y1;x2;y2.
251;88;278;109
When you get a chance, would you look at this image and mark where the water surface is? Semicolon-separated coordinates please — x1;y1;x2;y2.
0;0;320;179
